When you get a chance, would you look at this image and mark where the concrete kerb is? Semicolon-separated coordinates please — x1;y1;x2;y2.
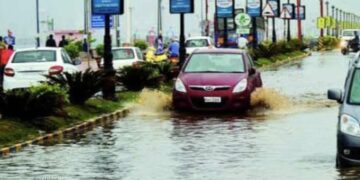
0;108;130;157
259;52;312;71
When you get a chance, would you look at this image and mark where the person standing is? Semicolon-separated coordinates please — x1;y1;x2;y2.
0;45;14;87
4;30;15;46
82;38;89;53
155;34;164;55
168;38;179;58
58;35;68;47
45;34;57;47
237;34;249;49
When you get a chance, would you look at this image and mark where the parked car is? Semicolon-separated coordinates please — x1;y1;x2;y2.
102;47;144;69
328;57;360;167
173;48;262;111
3;47;81;90
185;36;214;56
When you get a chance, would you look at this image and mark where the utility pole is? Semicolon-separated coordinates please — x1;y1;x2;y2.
296;0;302;41
179;13;186;66
36;0;40;47
339;9;342;33
320;0;324;37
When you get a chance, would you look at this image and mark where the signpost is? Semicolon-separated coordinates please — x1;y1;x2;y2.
170;0;194;67
295;5;306;20
216;0;234;47
268;0;280;43
246;0;262;48
92;0;124;100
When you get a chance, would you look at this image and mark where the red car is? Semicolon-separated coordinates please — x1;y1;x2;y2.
172;49;262;111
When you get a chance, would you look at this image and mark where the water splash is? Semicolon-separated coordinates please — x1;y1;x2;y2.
129;89;172;116
251;88;292;110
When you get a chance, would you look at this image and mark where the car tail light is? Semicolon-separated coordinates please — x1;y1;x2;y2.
4;68;15;77
49;66;64;76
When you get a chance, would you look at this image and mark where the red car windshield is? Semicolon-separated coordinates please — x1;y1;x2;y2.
184;53;245;73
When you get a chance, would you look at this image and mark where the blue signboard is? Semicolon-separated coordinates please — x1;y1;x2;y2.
246;0;262;17
92;0;123;15
295;6;306;20
170;0;194;14
283;3;295;19
268;0;280;17
91;15;114;28
216;0;234;18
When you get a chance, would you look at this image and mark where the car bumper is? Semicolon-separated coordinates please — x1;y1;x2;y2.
337;133;360;165
172;90;250;111
3;78;41;90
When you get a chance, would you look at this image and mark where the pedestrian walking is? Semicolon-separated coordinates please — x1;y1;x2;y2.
45;34;57;47
58;35;68;47
4;30;15;46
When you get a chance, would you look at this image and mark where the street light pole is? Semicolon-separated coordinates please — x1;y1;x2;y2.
331;6;335;36
336;8;339;37
157;0;163;35
325;1;329;36
287;0;291;41
320;0;324;37
205;0;209;36
36;0;40;47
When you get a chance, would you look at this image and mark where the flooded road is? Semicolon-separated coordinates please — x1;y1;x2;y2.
0;51;357;179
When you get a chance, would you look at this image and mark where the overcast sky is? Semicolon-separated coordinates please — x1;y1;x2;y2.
0;0;358;47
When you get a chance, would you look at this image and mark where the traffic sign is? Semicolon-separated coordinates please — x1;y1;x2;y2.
216;0;234;18
268;0;280;17
236;28;250;34
91;15;114;28
235;13;251;26
280;7;292;19
317;17;325;29
246;0;262;17
262;3;275;17
325;16;332;27
92;0;124;15
170;0;194;14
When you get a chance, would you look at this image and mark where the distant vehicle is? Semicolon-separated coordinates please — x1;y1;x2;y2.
102;47;145;70
340;29;360;55
328;57;360;167
3;47;81;90
185;36;214;56
173;48;262;111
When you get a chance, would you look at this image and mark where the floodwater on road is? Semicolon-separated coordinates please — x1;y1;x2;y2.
0;51;358;180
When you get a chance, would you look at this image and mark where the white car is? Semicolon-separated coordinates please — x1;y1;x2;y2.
185;36;214;55
3;47;80;90
102;47;144;70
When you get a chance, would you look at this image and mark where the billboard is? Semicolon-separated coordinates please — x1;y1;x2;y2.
246;0;262;17
170;0;194;14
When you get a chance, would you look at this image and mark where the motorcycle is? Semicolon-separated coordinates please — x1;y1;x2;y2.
341;39;360;55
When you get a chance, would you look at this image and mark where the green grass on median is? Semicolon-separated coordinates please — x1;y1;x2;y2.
0;91;140;149
255;51;307;67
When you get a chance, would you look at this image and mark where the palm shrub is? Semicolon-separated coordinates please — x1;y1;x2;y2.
117;62;163;91
0;84;67;120
134;40;149;51
46;69;104;105
64;43;80;59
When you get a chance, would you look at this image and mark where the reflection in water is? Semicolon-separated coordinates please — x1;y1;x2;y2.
0;52;356;179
